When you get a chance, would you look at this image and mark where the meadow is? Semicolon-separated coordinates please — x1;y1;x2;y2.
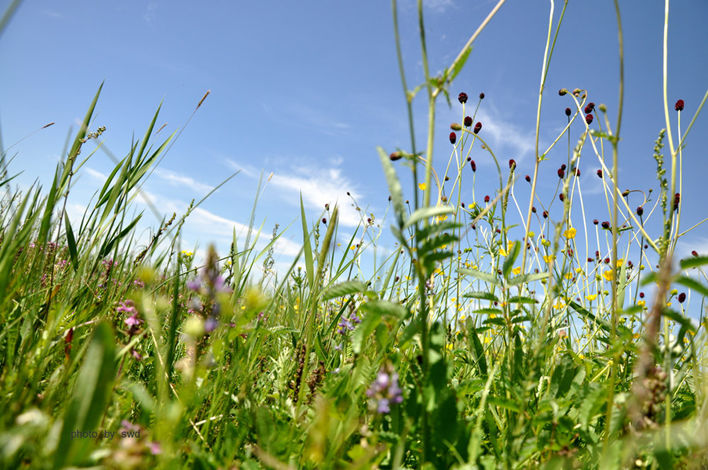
1;0;708;468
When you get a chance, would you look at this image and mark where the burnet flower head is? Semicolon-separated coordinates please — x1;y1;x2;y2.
366;362;403;414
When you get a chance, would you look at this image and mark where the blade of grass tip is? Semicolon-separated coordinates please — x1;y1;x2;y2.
0;0;22;40
300;193;315;289
316;205;338;290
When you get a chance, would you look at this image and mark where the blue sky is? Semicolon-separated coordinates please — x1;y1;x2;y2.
1;1;707;300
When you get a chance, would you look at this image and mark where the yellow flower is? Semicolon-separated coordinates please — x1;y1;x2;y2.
616;258;624;268
446;343;453;351
527;231;535;238
553;301;565;309
459;315;466;322
436;214;448;223
564;273;573;280
575;267;583;274
586;294;597;301
638;300;646;307
418;183;427;191
181;250;193;257
483;336;492;344
499;248;508;257
563;227;577;239
512;267;521;275
602;270;615;282
543;255;555;263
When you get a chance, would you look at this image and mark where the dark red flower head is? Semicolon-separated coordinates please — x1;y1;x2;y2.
673;193;680;211
322;218;327;224
675;99;684;111
479;92;485;99
558;167;565;178
561;164;566;170
597;169;603;178
559;193;565;202
604;257;610;264
458;92;468;104
484;195;490;203
639;292;645;298
464;115;472;127
593;219;599;225
542;210;548;219
636;206;644;216
525;174;531;182
532;206;536;213
576;168;581;176
584;102;595;114
565;107;571;116
470;160;476;172
474;122;482;134
509;159;516;170
585;114;593;124
601;221;610;229
449;132;457;144
692;250;699;257
389;151;402;161
678;292;686;303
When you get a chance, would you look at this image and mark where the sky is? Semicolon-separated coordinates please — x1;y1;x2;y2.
1;0;707;307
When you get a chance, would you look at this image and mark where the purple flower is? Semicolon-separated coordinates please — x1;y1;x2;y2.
367;364;403;414
124;314;142;328
377;398;390;414
149;441;162;455
187;278;201;292
205;317;218;333
117;299;137;315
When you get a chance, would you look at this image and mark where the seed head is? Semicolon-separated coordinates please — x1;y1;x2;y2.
636;206;644;216
675;99;684;111
601;221;610;229
449;132;457;144
389;151;402;161
678;292;686;303
542;210;548;219
470;160;476;172
584;102;595;114
597;169;603;178
559;193;565;202
322;218;327;224
558;168;565;178
673;193;680;211
458;92;468;104
484;195;490;203
585;114;593;124
692;250;699;257
479;92;485;99
558;88;568;96
464;115;472;127
565;107;571;116
474;122;482;134
509;159;516;170
525;174;531;182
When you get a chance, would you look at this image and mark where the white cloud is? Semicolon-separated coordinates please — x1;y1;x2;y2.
476;108;535;160
153;168;212;194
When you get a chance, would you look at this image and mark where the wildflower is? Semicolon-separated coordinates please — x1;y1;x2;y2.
692;250;699;257
543;255;555;263
449;132;457;144
675;99;684;111
124;314;142;328
484;195;490;203
322;218;327;224
458;92;468;104
464;116;472;127
512;267;521;275
117;299;138;315
585;114;593;124
479;92;485;99
470;160;476;172
149;442;162;455
601;221;610;229
565;107;571;116
418;183;426;191
499;248;508;257
559;193;565;202
564;273;573;280
525;174;531;182
389;151;402;161
584;102;595;114
181;250;193;257
597;169;603;178
563;227;576;239
678;292;686;303
366;364;403;414
474;122;482;134
542;210;548;219
636;206;644;216
673;193;680;211
187;278;201;292
586;294;597;301
558;167;565;178
509;159;516;169
616;258;624;268
603;270;614;282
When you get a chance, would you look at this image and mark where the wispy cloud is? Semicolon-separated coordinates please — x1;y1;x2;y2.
153;168;213;194
476;108;535;160
400;0;456;13
281;103;351;136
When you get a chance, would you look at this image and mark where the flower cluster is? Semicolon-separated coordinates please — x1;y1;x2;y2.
337;311;361;334
186;245;232;333
366;363;403;414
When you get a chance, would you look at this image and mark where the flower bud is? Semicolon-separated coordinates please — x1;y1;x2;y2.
558;88;568;96
464;116;472;127
675;99;684;111
450;122;462;131
509;159;516;170
449;132;457;144
565;107;571;116
479;92;485;99
585;114;593;124
458;92;468;104
389;151;402;161
470;160;476;172
474;122;482;134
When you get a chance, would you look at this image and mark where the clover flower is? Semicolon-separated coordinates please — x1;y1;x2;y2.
366;364;403;414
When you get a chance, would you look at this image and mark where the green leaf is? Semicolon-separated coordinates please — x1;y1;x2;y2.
322;280;368;301
377;146;407;228
474;308;503;315
674;275;708;298
64;212;79;273
680;255;708;270
299;194;314;289
508;272;550;286
359;300;407;319
640;271;657;286
352;312;383;355
463;291;499;302
448;46;473;83
403;206;454;230
459;268;500;286
507;295;538;304
54;322;116;468
502;241;521;279
484;317;505;326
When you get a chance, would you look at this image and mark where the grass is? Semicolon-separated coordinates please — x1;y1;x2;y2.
1;0;708;468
